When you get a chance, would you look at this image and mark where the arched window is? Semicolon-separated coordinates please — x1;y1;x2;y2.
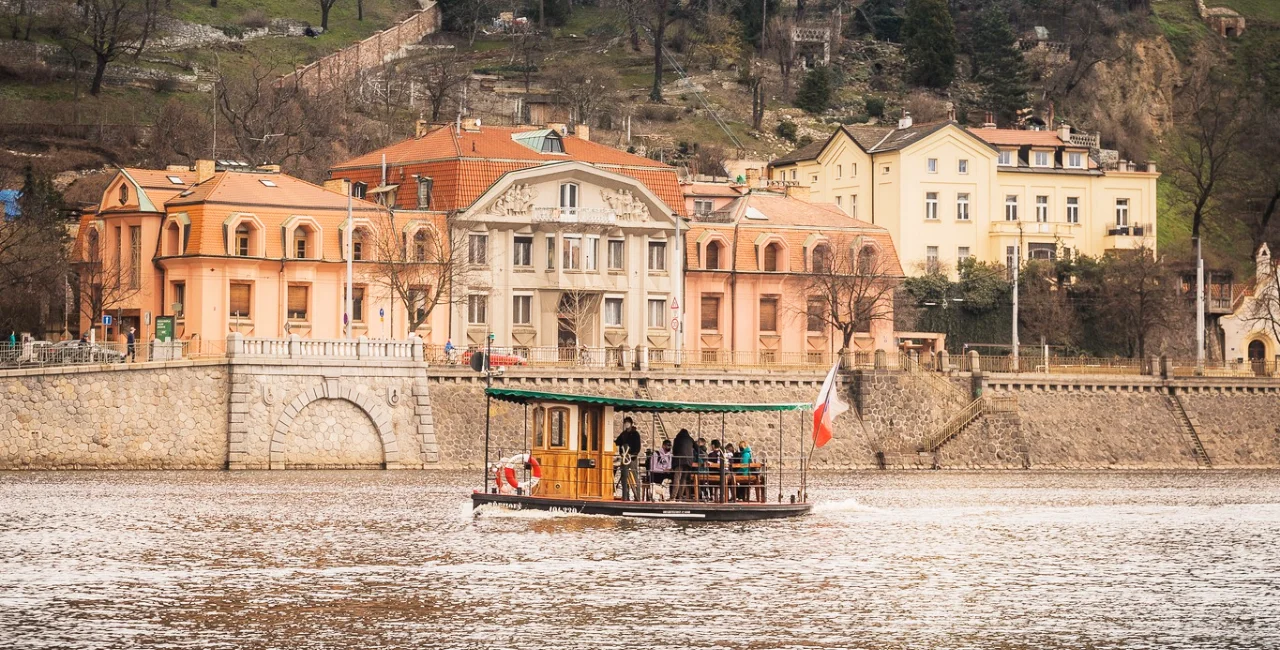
87;229;100;262
858;245;878;273
705;240;723;270
118;184;128;205
811;244;831;273
413;230;431;262
165;222;181;256
292;224;317;259
235;224;251;256
351;229;365;261
763;242;783;272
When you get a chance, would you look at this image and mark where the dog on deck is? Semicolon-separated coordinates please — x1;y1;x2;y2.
650;479;672;502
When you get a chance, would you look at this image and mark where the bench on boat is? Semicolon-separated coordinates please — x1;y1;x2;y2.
690;462;767;503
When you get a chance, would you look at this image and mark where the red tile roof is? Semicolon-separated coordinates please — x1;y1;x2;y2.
330;125;685;214
969;128;1065;147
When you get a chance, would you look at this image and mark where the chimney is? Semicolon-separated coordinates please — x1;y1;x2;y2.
547;122;567;134
165;164;188;172
463;118;482;132
1146;161;1158;173
195;159;216;183
323;179;350;195
1058;123;1071;144
898;110;913;130
415;119;430;138
745;167;761;188
576;123;590;142
785;184;811;202
983;112;997;129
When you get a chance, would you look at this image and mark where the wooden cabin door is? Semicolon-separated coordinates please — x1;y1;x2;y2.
577;406;605;498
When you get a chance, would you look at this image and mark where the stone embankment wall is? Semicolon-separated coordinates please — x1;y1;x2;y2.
285;1;441;92
3;361;1280;470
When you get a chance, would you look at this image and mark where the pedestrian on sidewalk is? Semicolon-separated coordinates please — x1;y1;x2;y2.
127;327;137;362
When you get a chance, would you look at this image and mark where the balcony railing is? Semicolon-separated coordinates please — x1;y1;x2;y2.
989;221;1078;236
532;207;617;225
1107;223;1150;237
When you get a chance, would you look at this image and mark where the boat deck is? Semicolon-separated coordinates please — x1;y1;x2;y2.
472;492;812;521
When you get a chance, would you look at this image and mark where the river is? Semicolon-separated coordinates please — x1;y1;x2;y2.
1;470;1277;649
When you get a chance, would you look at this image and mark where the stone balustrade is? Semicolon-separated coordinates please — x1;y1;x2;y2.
226;333;423;361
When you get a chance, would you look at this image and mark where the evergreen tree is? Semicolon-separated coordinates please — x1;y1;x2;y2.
856;0;903;42
901;0;957;89
794;65;836;114
972;7;1030;122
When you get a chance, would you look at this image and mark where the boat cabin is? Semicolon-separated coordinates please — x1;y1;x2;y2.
527;399;614;499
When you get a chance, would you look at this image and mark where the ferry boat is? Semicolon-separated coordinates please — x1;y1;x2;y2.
470;387;815;521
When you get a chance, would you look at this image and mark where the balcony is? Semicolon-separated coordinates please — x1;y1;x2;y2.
1107;223;1150;237
532;207;617;225
988;221;1078;237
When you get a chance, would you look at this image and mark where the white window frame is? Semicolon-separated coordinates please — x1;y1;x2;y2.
694;199;714;215
958;246;971;262
1116;198;1130;226
468;233;488;265
1036;195;1049;223
513;235;533;267
998;150;1014;166
836;164;843;179
925;192;939;220
559;182;579;215
604;296;624;328
1067;152;1084;169
562;234;582;270
927;158;938;174
1066;197;1080;224
1034;151;1051;167
957;193;970;221
958;159;969;174
545;234;556;271
607;238;625;270
647;239;667;272
926;246;939;272
512;293;533;326
849;195;857;219
584;235;599;271
647;298;666;329
1005;195;1019;221
467;294;488;325
835;195;842;209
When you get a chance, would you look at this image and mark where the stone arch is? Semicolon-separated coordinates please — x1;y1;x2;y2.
270;380;401;469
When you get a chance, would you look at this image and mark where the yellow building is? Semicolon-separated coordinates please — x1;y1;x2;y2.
768;117;1159;275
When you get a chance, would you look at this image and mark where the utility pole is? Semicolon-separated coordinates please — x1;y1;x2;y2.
1196;235;1205;374
345;193;353;339
1012;243;1020;373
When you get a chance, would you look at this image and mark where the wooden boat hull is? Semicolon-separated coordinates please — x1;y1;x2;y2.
471;492;812;521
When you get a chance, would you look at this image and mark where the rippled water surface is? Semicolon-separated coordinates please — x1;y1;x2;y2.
1;470;1278;649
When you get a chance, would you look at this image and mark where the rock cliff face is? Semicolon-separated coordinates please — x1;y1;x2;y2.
1072;33;1183;161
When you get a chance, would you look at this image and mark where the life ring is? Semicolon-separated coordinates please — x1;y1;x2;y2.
494;453;541;494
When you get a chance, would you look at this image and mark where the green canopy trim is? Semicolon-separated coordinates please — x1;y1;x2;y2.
485;388;811;413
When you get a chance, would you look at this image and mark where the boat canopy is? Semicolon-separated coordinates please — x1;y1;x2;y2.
484;388;811;413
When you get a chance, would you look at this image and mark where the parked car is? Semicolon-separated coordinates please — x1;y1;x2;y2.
461;350;527;367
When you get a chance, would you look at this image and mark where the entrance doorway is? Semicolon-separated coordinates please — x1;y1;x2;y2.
577;406;605;498
1248;339;1267;376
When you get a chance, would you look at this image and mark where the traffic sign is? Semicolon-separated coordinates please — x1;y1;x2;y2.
102;315;113;326
670;317;679;331
670;298;679;310
379;307;385;318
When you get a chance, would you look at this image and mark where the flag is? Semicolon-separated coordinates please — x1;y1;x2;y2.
812;360;848;448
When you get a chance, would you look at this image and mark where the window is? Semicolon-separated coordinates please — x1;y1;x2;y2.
806;298;825;332
926;246;939;273
759;296;778;332
927;158;938;173
533;408;545;447
1029;243;1057;260
513;236;533;267
700;295;720;330
858;246;878;272
229;283;251;318
1036;195;1049;223
849;195;857;219
851;164;857;176
542;133;564;154
810;174;819;184
1006;245;1019;277
925;192;939;220
882;165;891;175
1005;195;1019;221
584;236;598;271
811;244;831;273
958;159;969;174
1034;151;1050;167
648;240;667;271
167;175;184;185
1067;152;1084;169
763;243;782;271
287;285;308;320
559;183;579;214
998;150;1014;166
416;177;433;209
836;164;843;178
295;233;308;259
790;169;797;180
172;282;186;318
563;235;582;270
604;297;623;327
957;193;970;221
705;240;723;270
118;184;128;205
546;235;556;271
694;199;714;215
513;295;532;326
648;298;666;328
835;195;842;209
352;182;367;199
958;246;971;262
468;233;488;265
129;226;141;289
235;224;250;256
408;285;428;324
1066;197;1080;224
352;287;365;323
607;239;624;270
87;229;100;262
549;408;568;447
259;179;277;188
467;294;487;325
1115;198;1130;226
351;230;364;261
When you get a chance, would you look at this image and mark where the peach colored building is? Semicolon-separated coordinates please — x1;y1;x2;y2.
682;185;903;364
681;179;744;218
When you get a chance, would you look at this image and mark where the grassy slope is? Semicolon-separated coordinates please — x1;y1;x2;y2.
1209;0;1280;22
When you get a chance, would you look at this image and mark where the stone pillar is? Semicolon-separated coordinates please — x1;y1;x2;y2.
356;335;369;359
635;345;648;371
413;379;440;464
1160;355;1171;380
226;332;243;359
1148;355;1158;376
968;350;980;373
874;349;886;369
408;334;424;361
1274;354;1280;377
287;333;301;358
939;350;950;374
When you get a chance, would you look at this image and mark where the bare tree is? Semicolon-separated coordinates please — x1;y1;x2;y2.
217;61;342;166
612;0;676;102
802;239;901;353
364;210;471;335
545;60;620;127
1244;262;1280;353
556;288;601;350
318;0;338;31
765;15;796;99
55;0;165;96
1095;247;1176;359
1165;65;1246;244
1229;100;1280;250
509;29;545;93
0;167;70;336
4;0;36;40
414;49;469;123
75;231;141;338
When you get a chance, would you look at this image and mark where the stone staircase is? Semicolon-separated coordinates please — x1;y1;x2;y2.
1166;392;1212;468
920;396;987;454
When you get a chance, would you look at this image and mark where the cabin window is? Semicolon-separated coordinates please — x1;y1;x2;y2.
579;409;599;452
759;296;778;332
548;407;568;448
352;182;367;199
235;224;251;256
533;407;545;447
351;229;365;261
118;184;128;205
416;177;433;209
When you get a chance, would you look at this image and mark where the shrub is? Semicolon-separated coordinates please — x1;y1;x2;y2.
637;105;679;122
219;25;246;39
239;9;269;29
775;120;798;142
865;96;886;118
794;65;836;114
152;76;180;93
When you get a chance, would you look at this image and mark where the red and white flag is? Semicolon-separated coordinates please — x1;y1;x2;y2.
812;361;848;448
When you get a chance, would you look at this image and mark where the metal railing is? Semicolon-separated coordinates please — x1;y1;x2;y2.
0;338;228;369
531;207;618;225
921;396;986;453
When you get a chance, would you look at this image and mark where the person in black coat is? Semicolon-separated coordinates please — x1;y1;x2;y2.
671;428;696;501
614;417;642;501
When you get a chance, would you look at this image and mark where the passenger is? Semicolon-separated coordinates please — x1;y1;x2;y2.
649;439;673;494
614;416;642;501
736;441;754;501
706;439;723;464
671;428;696;500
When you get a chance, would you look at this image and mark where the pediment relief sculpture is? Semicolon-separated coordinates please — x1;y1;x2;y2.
601;188;649;222
487;184;537;217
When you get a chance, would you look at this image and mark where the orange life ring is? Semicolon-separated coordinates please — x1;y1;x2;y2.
494;453;541;494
